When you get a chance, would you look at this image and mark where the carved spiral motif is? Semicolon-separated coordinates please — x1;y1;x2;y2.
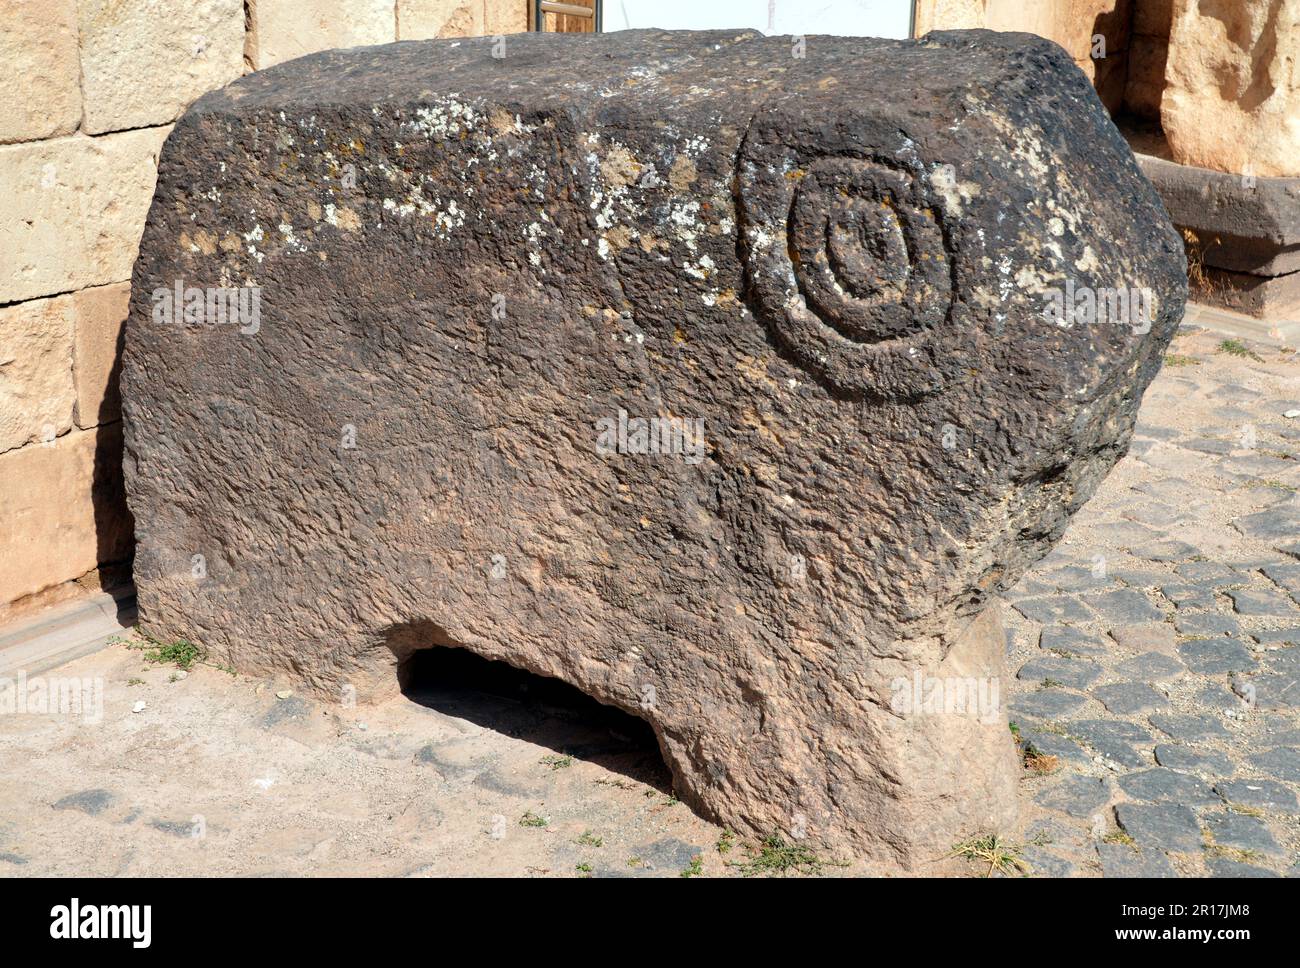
738;128;960;398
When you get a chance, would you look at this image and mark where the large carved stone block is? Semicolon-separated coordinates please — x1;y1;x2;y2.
1163;0;1300;178
123;29;1186;866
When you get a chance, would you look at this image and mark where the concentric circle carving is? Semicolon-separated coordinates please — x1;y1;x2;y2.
738;126;962;398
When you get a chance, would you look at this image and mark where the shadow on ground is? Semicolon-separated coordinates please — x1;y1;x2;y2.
399;646;673;795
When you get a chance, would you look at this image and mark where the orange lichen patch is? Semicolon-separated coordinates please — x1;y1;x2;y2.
605;224;634;252
601;144;642;188
669;154;697;191
180;229;218;256
489;107;516;136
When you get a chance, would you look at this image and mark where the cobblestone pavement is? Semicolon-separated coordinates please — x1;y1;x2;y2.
1;325;1296;878
1005;326;1300;878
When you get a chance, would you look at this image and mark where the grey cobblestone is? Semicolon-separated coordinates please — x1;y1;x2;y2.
1202;812;1284;857
1040;626;1110;657
1148;712;1230;742
1097;843;1178;877
1093;682;1169;715
1247;747;1300;782
1115;803;1202;852
1017;656;1103;690
1214;779;1298;812
1002;330;1300;879
1115;652;1185;681
1116;768;1218;805
1085;589;1166;624
1177;637;1257;675
1173;613;1241;637
1153;744;1235;775
1035;775;1113;818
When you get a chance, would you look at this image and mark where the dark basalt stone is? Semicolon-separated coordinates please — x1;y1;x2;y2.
122;28;1186;867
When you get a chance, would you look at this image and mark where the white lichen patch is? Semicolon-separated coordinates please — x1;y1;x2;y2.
667;199;703;252
524;220;548;266
405;97;482;141
432;199;465;239
277;219;308;253
682;253;714;281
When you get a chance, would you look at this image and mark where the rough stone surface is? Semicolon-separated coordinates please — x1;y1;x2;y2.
79;0;245;135
1023;729;1090;764
1114;802;1202;852
1205;857;1280;878
1086;588;1165;623
1177;637;1257;675
247;0;397;70
1153;744;1234;775
0;128;171;304
1093;680;1168;714
51;789;116;816
1017;655;1102;690
398;0;483;39
1114;651;1184;680
1008;690;1091;722
72;283;132;429
0;295;77;453
1019;846;1076;877
397;0;522;38
1097;842;1177;877
1173;612;1239;638
122;30;1185;866
918;1;1133;112
0;425;133;603
1066;719;1153;768
1163;0;1300;178
1109;621;1177;655
483;0;529;34
1149;712;1228;743
0;0;81;143
1229;587;1298;618
1116;767;1217;805
1202;811;1284;858
1249;747;1300;783
1034;774;1112;818
1041;625;1109;657
1135;154;1300;253
1214;779;1298;812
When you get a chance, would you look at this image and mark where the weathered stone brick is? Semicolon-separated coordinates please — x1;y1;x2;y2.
73;283;132;428
0;424;132;604
246;0;397;70
484;0;528;33
0;127;170;303
0;295;76;452
0;0;80;143
398;0;483;39
79;0;245;134
1164;0;1300;177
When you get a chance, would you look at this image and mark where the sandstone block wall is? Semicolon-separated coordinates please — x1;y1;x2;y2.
0;0;527;614
1163;0;1300;179
915;0;1300;179
916;0;1134;112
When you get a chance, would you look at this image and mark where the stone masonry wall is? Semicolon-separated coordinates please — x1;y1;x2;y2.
0;0;527;614
915;0;1300;179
